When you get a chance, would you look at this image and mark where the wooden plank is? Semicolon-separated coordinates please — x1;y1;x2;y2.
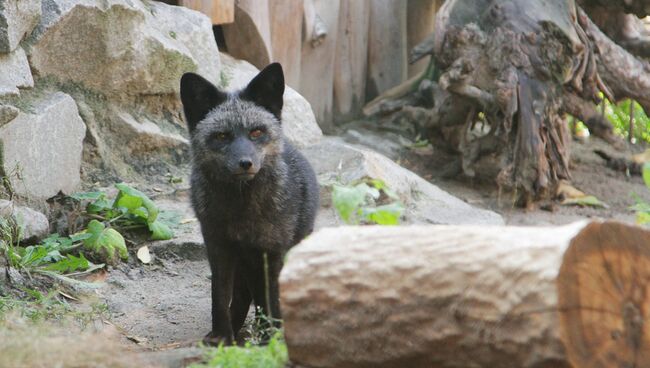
333;0;370;123
407;0;439;77
299;0;341;131
269;0;303;88
180;0;235;25
366;0;408;101
221;0;273;69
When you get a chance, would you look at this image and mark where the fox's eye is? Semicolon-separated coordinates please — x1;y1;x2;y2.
214;132;229;141
249;128;265;140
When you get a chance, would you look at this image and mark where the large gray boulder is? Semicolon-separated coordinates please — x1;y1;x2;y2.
219;53;323;148
29;0;220;96
304;138;504;226
0;47;33;96
0;92;86;199
0;0;41;53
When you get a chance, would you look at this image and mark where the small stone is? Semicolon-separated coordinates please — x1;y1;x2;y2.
0;104;19;127
0;200;49;243
0;47;34;96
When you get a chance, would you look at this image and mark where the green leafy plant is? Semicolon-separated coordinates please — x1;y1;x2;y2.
191;332;288;368
332;179;404;225
1;230;104;287
72;183;174;241
0;183;175;287
600;98;650;144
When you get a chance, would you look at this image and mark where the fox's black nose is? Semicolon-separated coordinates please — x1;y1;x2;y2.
239;159;253;170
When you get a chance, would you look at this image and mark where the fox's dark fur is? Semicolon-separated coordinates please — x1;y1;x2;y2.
180;63;319;345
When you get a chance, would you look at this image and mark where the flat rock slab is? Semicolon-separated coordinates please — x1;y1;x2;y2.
304;138;504;226
0;92;86;199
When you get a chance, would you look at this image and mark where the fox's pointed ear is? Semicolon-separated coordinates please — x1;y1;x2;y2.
180;73;227;133
241;63;284;120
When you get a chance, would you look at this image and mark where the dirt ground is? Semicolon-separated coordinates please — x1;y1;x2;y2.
403;137;650;226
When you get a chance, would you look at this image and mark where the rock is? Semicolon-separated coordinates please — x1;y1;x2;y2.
0;0;41;53
0;200;49;242
110;110;188;156
219;53;323;148
0;104;19;127
0;47;33;96
0;92;86;199
303;138;504;226
29;0;219;96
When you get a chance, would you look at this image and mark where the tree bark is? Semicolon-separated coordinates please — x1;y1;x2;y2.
281;221;650;368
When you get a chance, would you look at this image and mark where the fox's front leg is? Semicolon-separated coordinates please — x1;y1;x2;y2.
204;243;236;346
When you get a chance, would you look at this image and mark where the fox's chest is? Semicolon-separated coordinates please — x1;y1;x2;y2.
207;193;295;249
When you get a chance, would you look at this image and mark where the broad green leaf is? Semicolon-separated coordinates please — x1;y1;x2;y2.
83;220;128;264
70;232;93;243
148;220;174;240
115;183;159;223
361;202;404;225
45;253;92;273
70;191;105;201
115;194;143;211
332;184;371;223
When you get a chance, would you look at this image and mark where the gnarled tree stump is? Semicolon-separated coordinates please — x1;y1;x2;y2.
280;221;650;368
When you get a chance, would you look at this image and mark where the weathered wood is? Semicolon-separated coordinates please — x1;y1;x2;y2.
281;221;650;368
179;0;235;24
333;0;370;123
579;8;650;114
406;0;439;78
299;0;341;131
269;0;303;88
221;0;272;69
366;0;408;101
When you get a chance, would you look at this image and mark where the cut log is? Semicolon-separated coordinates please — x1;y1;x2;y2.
366;0;408;101
179;0;235;24
280;221;650;368
221;0;272;69
333;0;370;123
269;0;303;88
299;0;341;131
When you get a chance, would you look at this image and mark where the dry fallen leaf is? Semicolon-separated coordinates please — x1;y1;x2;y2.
137;245;151;264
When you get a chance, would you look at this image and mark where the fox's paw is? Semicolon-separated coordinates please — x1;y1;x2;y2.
202;331;234;347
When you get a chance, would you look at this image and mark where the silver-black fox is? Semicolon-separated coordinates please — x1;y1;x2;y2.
180;63;319;346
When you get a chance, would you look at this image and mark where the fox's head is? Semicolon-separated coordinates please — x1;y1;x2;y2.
180;63;285;182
